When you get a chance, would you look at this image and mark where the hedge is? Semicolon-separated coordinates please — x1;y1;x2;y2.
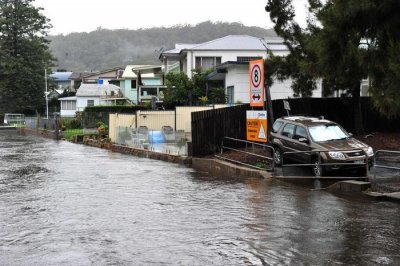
84;105;149;114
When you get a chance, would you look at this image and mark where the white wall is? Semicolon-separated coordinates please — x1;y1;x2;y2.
60;109;76;117
224;64;322;102
77;97;100;112
225;67;250;103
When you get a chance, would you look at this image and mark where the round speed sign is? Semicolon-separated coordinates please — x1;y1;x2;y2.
251;64;262;88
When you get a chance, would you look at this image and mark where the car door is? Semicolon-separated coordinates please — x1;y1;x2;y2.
280;123;297;162
292;125;312;163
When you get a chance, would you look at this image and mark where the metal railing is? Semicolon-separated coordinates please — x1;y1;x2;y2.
282;149;369;176
373;150;400;171
216;137;275;171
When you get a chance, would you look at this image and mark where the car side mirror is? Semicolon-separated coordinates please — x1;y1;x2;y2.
348;133;353;137
299;137;309;144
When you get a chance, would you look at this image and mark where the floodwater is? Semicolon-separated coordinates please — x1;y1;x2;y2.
0;131;399;266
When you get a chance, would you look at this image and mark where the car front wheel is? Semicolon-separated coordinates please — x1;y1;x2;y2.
273;147;283;166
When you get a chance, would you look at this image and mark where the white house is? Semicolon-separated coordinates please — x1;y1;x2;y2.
160;35;270;79
160;35;322;102
59;84;123;117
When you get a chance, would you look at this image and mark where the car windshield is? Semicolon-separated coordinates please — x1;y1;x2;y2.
308;124;349;142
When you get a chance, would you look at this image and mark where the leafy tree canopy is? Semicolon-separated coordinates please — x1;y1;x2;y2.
0;0;54;114
265;0;400;134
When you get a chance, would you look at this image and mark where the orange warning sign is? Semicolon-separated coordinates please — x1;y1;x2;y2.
246;111;268;143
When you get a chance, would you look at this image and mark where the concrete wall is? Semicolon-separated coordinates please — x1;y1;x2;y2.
109;114;136;142
136;110;175;130
176;106;213;132
109;105;231;141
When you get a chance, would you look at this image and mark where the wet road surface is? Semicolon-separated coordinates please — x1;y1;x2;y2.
1;131;399;265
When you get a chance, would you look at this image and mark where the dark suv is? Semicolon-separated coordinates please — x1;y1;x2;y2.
270;116;374;176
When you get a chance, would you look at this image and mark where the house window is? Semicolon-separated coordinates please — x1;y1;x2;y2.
237;56;262;62
131;80;137;89
61;100;76;110
87;100;95;107
227;86;234;104
195;57;222;70
141;87;158;98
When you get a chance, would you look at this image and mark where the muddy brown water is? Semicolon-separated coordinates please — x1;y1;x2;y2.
0;131;399;265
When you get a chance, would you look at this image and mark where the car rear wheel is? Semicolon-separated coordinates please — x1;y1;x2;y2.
312;157;324;177
273;147;283;166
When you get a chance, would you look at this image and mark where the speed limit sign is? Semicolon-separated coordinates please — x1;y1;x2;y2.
249;59;264;107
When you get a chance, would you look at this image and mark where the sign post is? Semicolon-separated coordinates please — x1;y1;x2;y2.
249;59;264;107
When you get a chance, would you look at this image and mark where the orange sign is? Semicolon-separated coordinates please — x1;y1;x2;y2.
249;59;264;107
246;111;268;143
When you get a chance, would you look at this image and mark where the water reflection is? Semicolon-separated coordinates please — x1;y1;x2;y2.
0;131;399;265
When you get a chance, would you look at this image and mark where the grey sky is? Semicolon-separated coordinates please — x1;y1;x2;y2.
34;0;309;35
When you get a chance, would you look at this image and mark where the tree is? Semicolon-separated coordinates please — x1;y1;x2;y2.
163;70;211;108
266;0;400;133
163;72;193;108
0;0;54;114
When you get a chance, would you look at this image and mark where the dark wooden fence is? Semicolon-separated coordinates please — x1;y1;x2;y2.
272;97;400;133
191;104;250;156
191;97;400;157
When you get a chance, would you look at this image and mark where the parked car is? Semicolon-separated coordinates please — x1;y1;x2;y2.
270;116;374;176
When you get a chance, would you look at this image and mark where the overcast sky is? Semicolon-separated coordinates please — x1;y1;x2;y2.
34;0;309;35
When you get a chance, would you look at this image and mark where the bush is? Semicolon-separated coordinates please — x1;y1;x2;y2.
60;118;82;130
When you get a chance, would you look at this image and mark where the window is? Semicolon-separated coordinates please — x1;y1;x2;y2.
226;86;234;104
131;80;137;89
61;100;76;110
294;126;308;140
309;124;349;142
87;100;94;107
141;87;157;98
272;121;283;133
282;123;295;138
195;57;222;70
237;56;262;62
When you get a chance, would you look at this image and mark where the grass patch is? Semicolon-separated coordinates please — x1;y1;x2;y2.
63;129;84;140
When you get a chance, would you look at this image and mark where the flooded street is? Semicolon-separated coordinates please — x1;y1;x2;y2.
0;131;399;265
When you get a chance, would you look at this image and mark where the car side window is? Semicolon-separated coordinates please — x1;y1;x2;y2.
294;126;308;140
281;123;296;138
272;121;283;133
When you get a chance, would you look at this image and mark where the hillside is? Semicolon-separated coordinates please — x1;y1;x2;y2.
48;21;276;72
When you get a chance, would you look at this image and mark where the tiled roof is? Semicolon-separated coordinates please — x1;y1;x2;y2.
76;84;120;97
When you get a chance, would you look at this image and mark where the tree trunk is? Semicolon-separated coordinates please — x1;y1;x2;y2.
352;85;364;135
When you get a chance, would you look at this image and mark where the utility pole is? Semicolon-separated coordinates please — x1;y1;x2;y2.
45;69;49;119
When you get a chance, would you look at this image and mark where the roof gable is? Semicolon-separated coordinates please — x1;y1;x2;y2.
189;35;268;51
76;84;120;97
122;65;162;78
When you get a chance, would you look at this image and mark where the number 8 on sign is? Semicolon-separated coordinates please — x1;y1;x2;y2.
249;59;264;107
251;65;261;87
